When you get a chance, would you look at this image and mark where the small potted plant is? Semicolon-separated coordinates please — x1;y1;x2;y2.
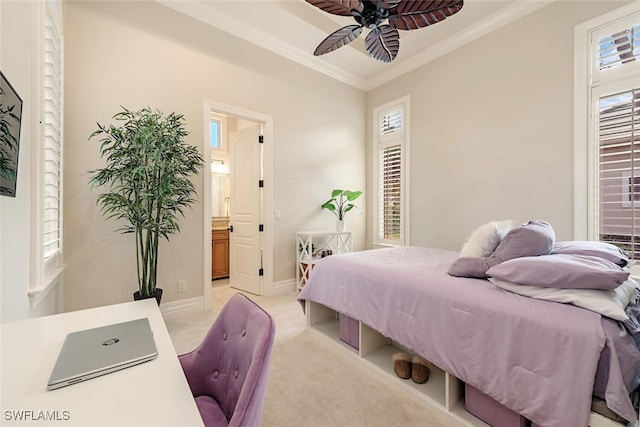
321;189;362;231
88;106;204;304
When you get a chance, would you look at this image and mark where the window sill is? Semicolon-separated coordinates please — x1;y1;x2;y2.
28;265;64;309
370;242;401;249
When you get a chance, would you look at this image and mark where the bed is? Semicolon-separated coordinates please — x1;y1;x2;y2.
297;223;640;427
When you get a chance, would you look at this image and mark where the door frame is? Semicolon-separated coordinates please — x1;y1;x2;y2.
202;100;274;310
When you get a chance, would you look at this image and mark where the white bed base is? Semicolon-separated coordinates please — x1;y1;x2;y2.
306;300;639;427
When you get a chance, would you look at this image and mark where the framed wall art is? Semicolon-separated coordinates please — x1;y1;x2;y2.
0;70;23;197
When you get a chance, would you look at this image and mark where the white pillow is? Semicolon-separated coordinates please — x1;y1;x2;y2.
488;277;638;321
459;220;518;258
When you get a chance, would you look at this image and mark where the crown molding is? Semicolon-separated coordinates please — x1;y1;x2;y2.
157;0;370;90
158;0;554;92
364;0;555;91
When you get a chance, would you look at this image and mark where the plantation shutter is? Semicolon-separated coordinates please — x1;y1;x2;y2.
598;88;640;258
379;107;403;136
379;145;402;240
377;106;404;242
43;2;63;261
592;13;640;259
598;23;639;71
593;15;640;85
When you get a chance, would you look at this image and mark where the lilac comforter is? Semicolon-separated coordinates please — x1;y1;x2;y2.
297;246;640;427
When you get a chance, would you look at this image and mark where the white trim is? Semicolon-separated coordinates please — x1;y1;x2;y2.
371;95;411;247
29;0;45;303
28;266;63;309
27;0;65;310
269;278;296;297
202;101;213;311
158;0;368;90
158;0;554;91
574;2;640;242
202;100;274;304
159;296;204;317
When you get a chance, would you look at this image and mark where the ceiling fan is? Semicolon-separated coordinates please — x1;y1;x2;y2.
305;0;464;63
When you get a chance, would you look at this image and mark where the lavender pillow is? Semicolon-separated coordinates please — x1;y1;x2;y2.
490;220;555;262
448;257;502;279
486;254;630;290
448;220;556;279
551;241;630;267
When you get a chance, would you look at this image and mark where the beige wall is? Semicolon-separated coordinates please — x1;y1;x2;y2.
366;0;630;251
62;1;366;311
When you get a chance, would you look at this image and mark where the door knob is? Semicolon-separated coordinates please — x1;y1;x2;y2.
228;225;233;232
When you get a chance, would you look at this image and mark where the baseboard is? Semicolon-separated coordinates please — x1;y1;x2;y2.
159;296;204;316
268;278;296;296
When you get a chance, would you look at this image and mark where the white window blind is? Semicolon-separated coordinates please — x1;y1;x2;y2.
379;107;403;137
598;23;639;71
586;9;640;260
43;10;62;260
592;13;640;85
378;145;402;240
598;88;640;258
375;100;407;245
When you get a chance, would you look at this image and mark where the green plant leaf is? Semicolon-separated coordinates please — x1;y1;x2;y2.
345;190;362;201
321;188;362;220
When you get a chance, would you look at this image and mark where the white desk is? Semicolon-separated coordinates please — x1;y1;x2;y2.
1;299;204;426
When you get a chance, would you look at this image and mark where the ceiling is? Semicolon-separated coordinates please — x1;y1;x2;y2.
158;0;554;91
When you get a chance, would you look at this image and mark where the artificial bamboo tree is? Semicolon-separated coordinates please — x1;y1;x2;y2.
89;107;204;301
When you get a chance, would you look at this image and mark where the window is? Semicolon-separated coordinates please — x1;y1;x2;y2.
29;0;64;304
575;4;640;263
210;120;220;149
373;96;410;246
597;88;640;257
210;115;226;152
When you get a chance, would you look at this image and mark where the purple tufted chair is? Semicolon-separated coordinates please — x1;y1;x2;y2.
179;294;276;427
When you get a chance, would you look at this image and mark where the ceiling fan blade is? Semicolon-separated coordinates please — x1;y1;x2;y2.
364;25;399;63
304;0;364;16
314;25;364;56
380;0;402;9
389;0;464;30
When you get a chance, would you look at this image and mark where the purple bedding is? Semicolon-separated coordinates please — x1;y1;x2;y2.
298;246;640;427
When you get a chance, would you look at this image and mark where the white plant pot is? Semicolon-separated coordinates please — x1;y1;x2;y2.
336;220;345;231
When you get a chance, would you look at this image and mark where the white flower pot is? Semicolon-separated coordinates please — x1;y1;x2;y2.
336;220;345;231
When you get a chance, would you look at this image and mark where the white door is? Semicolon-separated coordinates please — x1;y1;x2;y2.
229;123;263;295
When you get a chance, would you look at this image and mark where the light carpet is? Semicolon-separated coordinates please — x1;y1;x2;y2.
262;330;451;427
164;285;451;427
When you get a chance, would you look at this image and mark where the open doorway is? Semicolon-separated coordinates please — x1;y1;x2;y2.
202;101;274;311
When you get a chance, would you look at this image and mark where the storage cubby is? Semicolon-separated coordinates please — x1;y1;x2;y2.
305;300;483;426
303;300;627;427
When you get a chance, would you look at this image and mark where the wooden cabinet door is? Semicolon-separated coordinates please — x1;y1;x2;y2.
212;230;229;279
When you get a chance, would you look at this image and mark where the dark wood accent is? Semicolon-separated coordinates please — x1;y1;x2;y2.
212;229;229;280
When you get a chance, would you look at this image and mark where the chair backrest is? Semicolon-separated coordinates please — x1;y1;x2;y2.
182;293;276;427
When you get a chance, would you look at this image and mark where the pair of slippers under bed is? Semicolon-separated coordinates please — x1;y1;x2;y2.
392;352;430;384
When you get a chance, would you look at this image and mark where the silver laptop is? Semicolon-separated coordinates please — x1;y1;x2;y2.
47;317;158;390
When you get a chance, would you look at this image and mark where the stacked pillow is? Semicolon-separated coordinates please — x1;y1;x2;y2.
448;220;556;279
448;220;636;321
551;240;630;267
489;277;637;322
487;254;629;291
